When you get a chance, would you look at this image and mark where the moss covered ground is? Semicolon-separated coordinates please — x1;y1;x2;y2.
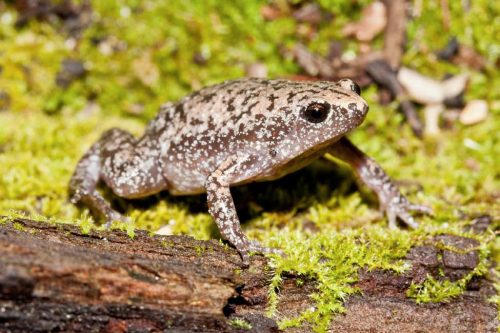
0;0;498;331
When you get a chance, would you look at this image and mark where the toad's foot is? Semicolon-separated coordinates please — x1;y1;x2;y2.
383;193;433;229
237;240;284;267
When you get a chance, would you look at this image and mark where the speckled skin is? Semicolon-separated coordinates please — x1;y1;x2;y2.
70;78;431;265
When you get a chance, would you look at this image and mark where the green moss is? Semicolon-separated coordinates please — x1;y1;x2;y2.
408;275;469;303
0;0;498;332
229;318;252;330
0;1;301;118
77;211;96;235
109;220;136;239
194;245;207;256
161;239;175;248
12;221;25;231
408;231;493;303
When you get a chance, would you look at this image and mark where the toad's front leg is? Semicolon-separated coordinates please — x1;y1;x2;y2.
205;155;279;266
328;137;432;228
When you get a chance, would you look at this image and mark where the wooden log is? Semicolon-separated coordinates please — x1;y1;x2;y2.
0;218;497;332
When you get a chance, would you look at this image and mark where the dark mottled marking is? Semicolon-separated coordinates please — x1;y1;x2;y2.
232;106;252;123
227;97;236;112
333;89;350;97
175;103;185;121
246;101;259;113
189;90;201;99
287;91;298;103
242;92;259;106
304;89;320;94
190;118;204;126
237;88;246;97
242;94;252;106
348;103;357;112
202;92;217;103
267;94;279;111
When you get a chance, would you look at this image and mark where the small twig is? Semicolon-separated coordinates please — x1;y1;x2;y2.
441;0;451;31
366;60;424;137
382;0;408;69
292;43;335;79
289;43;377;86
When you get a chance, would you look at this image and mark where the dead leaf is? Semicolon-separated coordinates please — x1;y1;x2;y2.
453;45;487;71
398;67;444;104
246;63;268;78
293;3;324;24
260;5;282;21
292;43;335;78
342;1;387;41
442;74;468;99
132;51;159;87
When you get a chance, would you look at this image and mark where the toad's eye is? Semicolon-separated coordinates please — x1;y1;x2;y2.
350;82;361;95
301;102;330;123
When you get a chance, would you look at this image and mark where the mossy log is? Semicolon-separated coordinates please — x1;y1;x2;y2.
0;218;497;333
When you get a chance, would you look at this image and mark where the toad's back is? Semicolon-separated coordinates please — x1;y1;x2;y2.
142;78;367;194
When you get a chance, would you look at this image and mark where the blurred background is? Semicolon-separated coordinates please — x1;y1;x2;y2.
0;0;497;118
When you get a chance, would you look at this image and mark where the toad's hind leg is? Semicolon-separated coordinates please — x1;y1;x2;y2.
69;128;168;225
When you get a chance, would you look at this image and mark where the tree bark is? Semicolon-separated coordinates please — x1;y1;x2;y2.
0;218;497;333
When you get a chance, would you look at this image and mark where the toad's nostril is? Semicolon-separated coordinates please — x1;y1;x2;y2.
362;104;369;113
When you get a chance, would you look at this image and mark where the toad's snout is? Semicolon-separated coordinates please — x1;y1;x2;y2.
348;101;369;118
362;103;369;114
357;102;369;116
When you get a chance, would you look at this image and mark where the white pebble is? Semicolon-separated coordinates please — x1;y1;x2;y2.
155;224;173;236
459;100;488;125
